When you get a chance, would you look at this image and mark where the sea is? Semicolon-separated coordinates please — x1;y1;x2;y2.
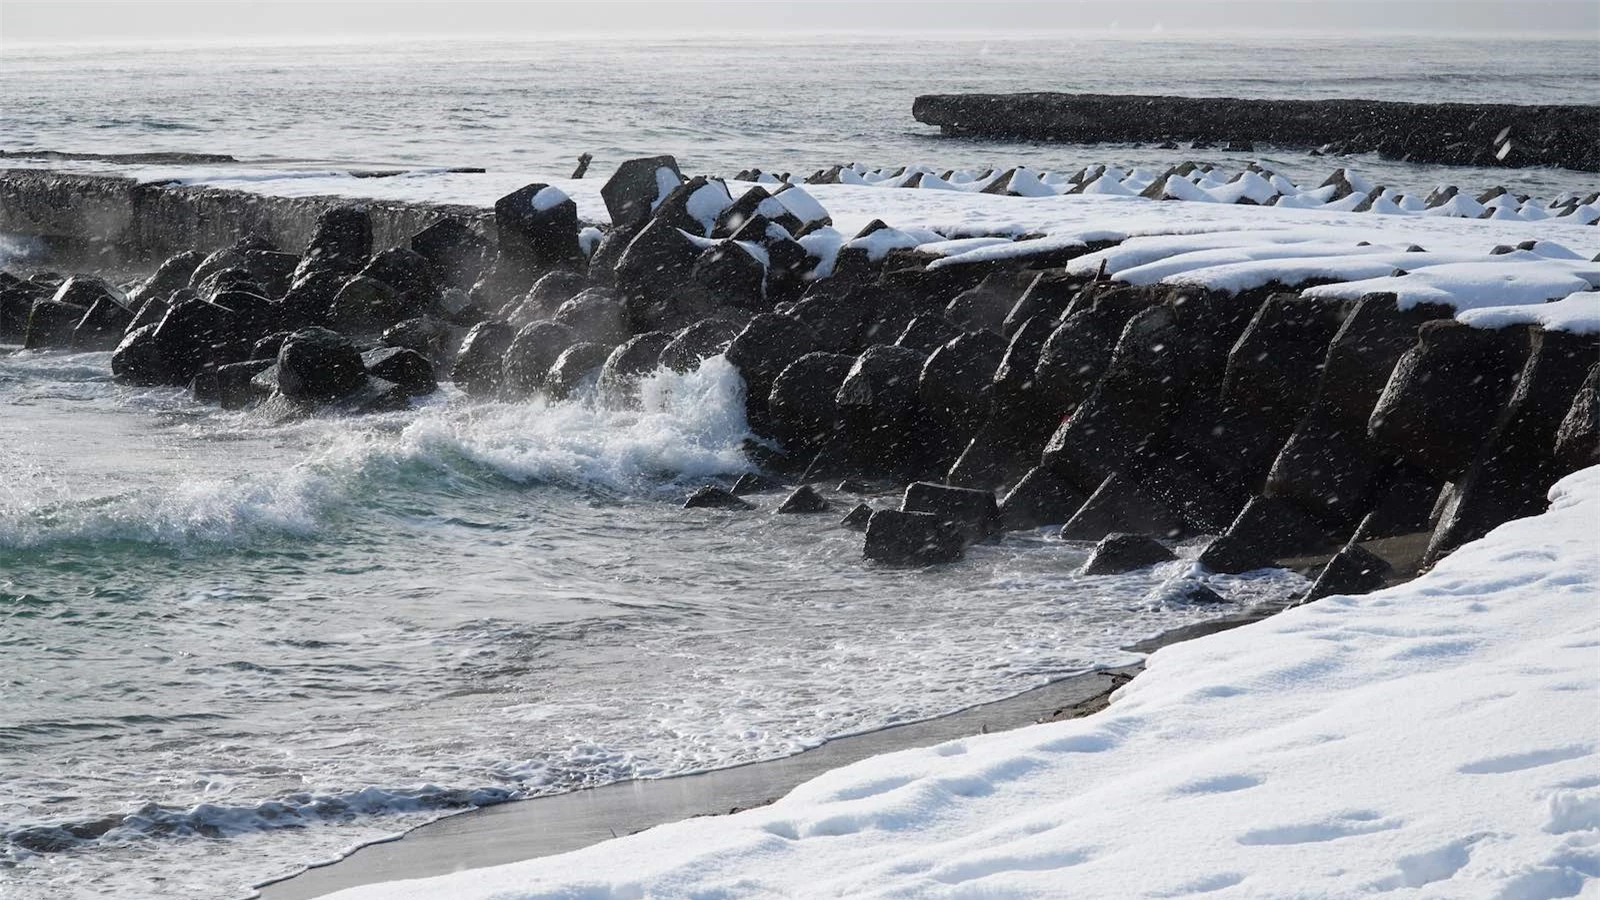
1;33;1596;900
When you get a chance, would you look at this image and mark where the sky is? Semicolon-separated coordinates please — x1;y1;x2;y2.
2;0;1596;44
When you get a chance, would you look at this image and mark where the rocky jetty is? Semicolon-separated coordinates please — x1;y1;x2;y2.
3;155;1594;602
912;93;1600;171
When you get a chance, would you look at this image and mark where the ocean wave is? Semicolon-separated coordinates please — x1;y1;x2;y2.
0;358;752;550
1;784;518;857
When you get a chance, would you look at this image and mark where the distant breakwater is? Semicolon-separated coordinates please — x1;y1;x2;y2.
911;93;1600;172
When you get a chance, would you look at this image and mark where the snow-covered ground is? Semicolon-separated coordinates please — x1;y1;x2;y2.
324;465;1600;900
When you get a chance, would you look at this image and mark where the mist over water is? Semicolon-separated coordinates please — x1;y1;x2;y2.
0;31;1589;900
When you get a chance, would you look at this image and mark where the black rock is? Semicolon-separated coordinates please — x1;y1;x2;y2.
23;299;87;350
659;318;740;373
381;317;451;363
1149;578;1228;605
215;359;274;409
328;275;402;334
841;502;874;530
501;320;579;396
71;295;134;351
110;324;167;385
1554;363;1599;476
276;327;366;402
278;269;343;329
943;273;1022;335
545;341;613;400
767;351;855;453
129;250;205;307
1302;542;1391;602
0;277;48;341
494;183;582;272
598;331;675;396
1368;319;1530;480
151;298;239;383
411;218;489;291
1002;270;1082;338
360;247;440;300
1221;294;1346;435
918;330;1006;464
329;375;412;415
652;176;734;237
726;313;819;419
998;466;1088;531
613;218;707;332
1059;472;1185;542
900;481;1000;544
1081;533;1177;575
362;346;437;396
1199;495;1336;574
683;485;754;510
602;155;685;232
451;319;517;397
788;289;871;354
302;206;373;276
508;269;588;326
692;240;767;311
552;289;629;347
863;509;965;565
777;485;830;514
835;345;928;478
895;314;964;354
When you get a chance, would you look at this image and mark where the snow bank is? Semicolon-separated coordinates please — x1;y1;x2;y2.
323;467;1600;900
1456;291;1600;334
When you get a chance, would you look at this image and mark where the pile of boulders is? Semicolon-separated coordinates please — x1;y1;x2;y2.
3;154;1594;599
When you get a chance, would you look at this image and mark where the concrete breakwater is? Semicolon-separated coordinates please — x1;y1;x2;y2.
0;169;487;270
911;93;1600;172
2;157;1595;605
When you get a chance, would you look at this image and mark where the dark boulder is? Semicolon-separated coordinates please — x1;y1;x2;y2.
683;485;753;510
150;298;239;383
329;375;411;415
381;317;452;364
692;240;767;311
726;313;819;420
918;330;1006;464
767;351;854;452
451;319;517;397
545;341;613;400
71;295;135;351
1059;472;1185;542
215;358;274;409
652;176;734;236
1032;287;1158;425
300;205;373;276
998;466;1088;531
278;269;343;329
1221;294;1346;435
1148;578;1228;606
895;314;964;354
1425;328;1597;565
863;509;965;565
328;275;403;333
251;331;291;362
1302;542;1391;602
901;481;1000;544
613;218;707;332
495;183;582;272
410;218;489;291
789;288;871;354
362;346;437;396
777;485;830;514
1080;533;1177;575
841;502;874;530
731;471;784;495
276;327;367;403
1002;271;1082;337
501;320;579;396
1368;319;1530;480
552;289;629;347
1198;495;1336;574
240;249;300;298
835;345;928;477
127;295;172;334
1315;293;1450;429
1264;408;1393;528
360;247;440;300
24;288;90;350
129;250;205;307
597;331;675;396
659;318;740;372
1554;363;1599;476
0;278;48;341
110;324;166;385
943;272;1022;335
603;155;685;232
508;269;588;326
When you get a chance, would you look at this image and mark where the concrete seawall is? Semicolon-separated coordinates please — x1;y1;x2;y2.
0;169;489;270
911;93;1600;172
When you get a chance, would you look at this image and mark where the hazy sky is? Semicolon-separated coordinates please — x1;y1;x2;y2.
3;0;1596;43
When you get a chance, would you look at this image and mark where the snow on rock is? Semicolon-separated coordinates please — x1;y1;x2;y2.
1302;259;1600;311
1455;290;1600;334
685;180;734;235
771;185;830;227
323;466;1600;900
529;184;570;212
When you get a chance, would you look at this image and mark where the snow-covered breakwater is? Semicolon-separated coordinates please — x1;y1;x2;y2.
4;153;1595;595
913;93;1600;172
